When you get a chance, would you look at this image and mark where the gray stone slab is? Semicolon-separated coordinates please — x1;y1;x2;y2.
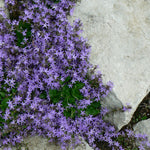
133;119;150;149
0;135;93;150
67;0;150;130
0;0;9;20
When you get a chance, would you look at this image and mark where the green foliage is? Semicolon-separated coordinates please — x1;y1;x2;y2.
133;115;148;123
8;0;62;49
0;69;25;130
111;133;140;150
39;75;102;120
52;0;62;3
141;116;147;120
13;20;33;48
11;0;62;48
34;0;62;10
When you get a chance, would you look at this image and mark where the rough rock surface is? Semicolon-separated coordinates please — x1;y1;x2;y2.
67;0;150;131
133;119;150;149
0;0;9;20
0;135;93;150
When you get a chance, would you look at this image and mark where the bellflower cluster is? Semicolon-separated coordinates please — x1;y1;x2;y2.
0;0;150;150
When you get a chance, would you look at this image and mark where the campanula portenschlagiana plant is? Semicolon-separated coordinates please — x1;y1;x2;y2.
0;67;20;129
13;19;32;48
0;0;150;150
38;75;102;121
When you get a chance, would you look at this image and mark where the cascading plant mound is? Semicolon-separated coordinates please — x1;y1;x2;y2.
0;0;150;150
38;74;103;121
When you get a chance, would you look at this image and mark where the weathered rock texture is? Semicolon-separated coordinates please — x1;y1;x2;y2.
67;0;150;131
0;0;9;20
0;135;93;150
133;119;150;149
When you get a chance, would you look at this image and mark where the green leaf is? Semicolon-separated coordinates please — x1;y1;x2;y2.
59;80;64;85
71;88;83;100
10;111;21;120
84;107;100;116
0;122;4;128
30;90;37;100
90;100;101;108
63;108;71;119
39;90;47;99
63;106;82;120
71;81;85;100
61;85;72;97
68;66;73;70
63;107;77;120
74;81;85;89
49;89;61;98
60;84;76;107
49;88;62;104
53;0;61;3
0;91;6;97
0;107;5;112
22;125;27;129
60;76;72;85
141;116;147;120
61;97;69;108
22;22;32;31
51;97;60;104
83;101;101;117
11;88;17;94
75;108;83;118
70;107;77;120
0;116;5;122
1;97;9;107
49;89;62;104
67;97;76;105
5;119;13;125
